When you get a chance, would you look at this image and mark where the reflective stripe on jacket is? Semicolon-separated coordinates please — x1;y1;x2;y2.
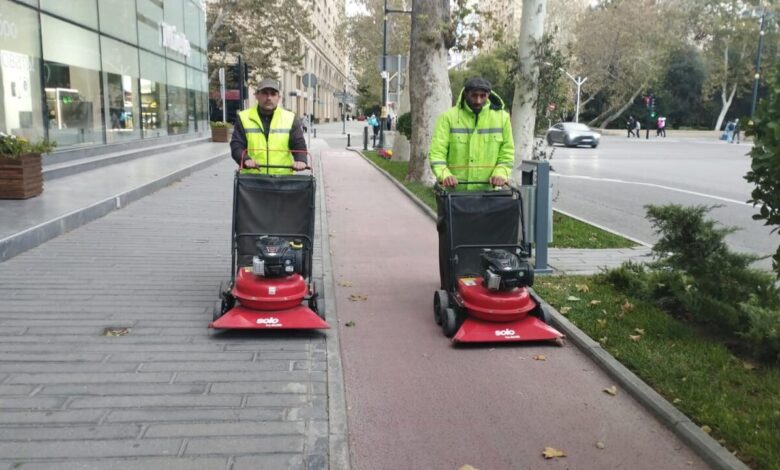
238;106;296;175
429;89;515;191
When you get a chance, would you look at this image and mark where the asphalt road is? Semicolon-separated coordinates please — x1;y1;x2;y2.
548;135;776;269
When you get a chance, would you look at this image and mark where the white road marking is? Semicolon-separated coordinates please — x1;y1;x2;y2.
552;173;752;206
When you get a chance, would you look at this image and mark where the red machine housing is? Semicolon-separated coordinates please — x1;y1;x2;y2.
451;277;563;344
209;267;328;330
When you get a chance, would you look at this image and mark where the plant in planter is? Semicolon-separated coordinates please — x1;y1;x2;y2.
168;120;185;134
210;121;232;142
0;133;56;199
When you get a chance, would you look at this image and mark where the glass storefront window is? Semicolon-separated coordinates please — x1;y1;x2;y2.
98;0;138;45
166;60;187;135
138;0;165;56
140;79;166;138
101;37;140;143
42;14;103;147
140;51;167;138
0;0;44;143
40;0;98;29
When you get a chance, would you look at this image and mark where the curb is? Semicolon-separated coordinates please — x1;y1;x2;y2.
349;148;748;470
552;208;653;248
0;152;228;262
318;152;351;470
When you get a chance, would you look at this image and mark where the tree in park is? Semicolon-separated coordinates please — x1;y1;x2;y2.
206;0;312;87
406;0;453;184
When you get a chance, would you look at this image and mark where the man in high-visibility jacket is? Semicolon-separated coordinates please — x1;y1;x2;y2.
429;76;515;191
230;78;307;174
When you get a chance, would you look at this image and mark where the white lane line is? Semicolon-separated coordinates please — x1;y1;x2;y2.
552;173;751;206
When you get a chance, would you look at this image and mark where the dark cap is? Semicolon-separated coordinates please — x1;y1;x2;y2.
256;78;281;93
464;76;492;92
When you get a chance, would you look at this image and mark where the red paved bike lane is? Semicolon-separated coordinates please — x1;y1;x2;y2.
322;149;705;470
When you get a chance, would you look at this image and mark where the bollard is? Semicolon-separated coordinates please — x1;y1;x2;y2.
347;134;351;147
372;134;377;148
363;127;368;150
313;128;317;138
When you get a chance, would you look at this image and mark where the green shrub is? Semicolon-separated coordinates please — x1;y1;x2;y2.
745;61;780;277
210;121;230;128
601;204;780;364
396;112;412;140
0;132;56;158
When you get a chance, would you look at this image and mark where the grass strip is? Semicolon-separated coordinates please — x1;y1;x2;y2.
534;276;780;470
361;150;635;249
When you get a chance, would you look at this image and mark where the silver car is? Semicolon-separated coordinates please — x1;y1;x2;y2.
546;122;601;148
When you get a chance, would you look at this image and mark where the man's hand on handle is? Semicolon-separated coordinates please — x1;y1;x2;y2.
292;161;307;171
243;159;258;169
442;175;458;188
489;175;507;187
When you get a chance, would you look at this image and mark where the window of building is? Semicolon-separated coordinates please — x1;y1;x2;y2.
0;0;44;143
166;60;187;134
140;51;167;138
41;14;104;148
40;0;98;29
98;0;138;44
101;36;140;143
138;0;166;56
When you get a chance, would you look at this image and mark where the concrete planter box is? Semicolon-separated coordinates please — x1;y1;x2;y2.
0;153;43;199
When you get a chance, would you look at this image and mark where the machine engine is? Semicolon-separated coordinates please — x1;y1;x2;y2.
252;236;305;277
480;249;534;291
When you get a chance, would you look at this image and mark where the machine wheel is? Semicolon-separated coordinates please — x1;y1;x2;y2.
442;307;460;338
309;281;325;319
213;300;223;322
433;290;449;326
535;303;552;324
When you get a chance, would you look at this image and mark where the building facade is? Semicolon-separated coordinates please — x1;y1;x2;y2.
276;0;350;122
0;0;208;151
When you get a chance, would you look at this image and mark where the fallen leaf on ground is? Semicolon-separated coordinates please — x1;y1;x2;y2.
634;328;645;335
576;284;590;293
701;425;712;434
603;386;617;396
742;361;758;370
542;447;566;459
673;398;682;404
345;321;356;327
621;301;634;313
348;294;368;301
559;306;571;315
338;280;354;287
599;336;608;344
589;300;602;307
595;441;606;450
533;354;546;361
103;328;130;337
459;466;479;470
566;296;581;302
596;319;607;328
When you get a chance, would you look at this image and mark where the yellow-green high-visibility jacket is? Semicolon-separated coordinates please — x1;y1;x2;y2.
237;106;296;175
429;89;515;191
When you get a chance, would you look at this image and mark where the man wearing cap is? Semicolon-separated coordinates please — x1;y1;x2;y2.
230;78;307;174
429;76;515;191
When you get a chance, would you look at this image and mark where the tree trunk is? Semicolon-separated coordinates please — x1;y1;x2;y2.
598;83;645;129
406;0;451;185
714;83;737;131
511;0;546;182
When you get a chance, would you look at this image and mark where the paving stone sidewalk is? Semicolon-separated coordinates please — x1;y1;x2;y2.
0;157;339;470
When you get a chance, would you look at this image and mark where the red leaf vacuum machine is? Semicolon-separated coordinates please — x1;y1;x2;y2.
210;161;328;330
433;183;562;344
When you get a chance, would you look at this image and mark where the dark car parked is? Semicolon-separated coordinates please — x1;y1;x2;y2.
546;122;601;148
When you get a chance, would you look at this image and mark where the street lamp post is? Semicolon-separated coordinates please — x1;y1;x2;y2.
751;7;767;117
562;71;587;123
378;0;412;149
